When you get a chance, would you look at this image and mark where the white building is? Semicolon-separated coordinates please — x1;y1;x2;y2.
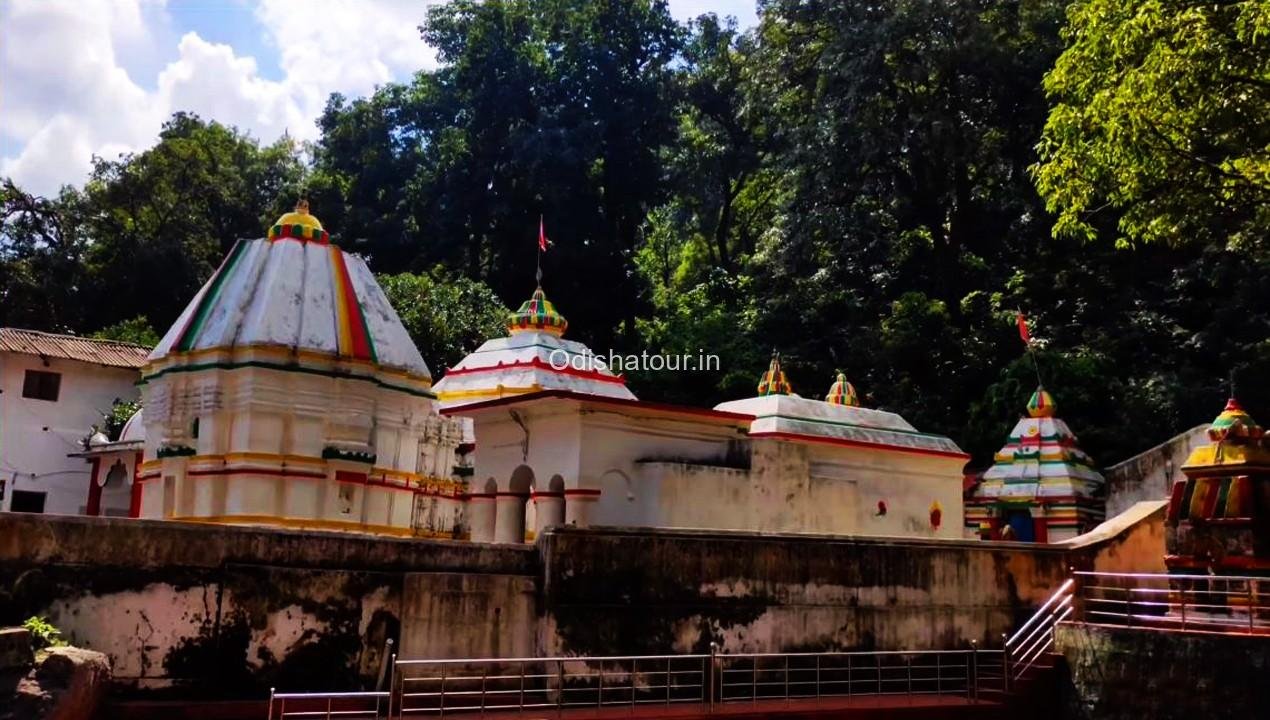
438;291;969;544
0;328;149;515
135;202;466;537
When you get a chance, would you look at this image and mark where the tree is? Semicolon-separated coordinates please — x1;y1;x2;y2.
378;269;509;376
1034;0;1270;251
79;113;306;333
0;179;89;332
92;316;161;347
314;0;684;351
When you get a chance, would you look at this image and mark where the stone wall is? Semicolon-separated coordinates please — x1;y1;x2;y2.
0;513;534;696
1104;425;1207;519
1055;623;1270;719
0;510;1161;698
537;526;1074;655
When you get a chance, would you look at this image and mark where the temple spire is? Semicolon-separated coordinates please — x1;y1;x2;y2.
757;351;793;396
825;370;860;407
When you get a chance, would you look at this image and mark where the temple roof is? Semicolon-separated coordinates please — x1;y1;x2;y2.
434;285;635;408
714;394;966;458
975;386;1103;500
1183;396;1270;470
146;203;430;385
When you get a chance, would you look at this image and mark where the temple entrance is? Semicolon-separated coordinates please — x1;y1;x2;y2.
1004;509;1035;542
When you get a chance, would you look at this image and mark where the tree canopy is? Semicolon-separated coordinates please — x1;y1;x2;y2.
2;0;1266;468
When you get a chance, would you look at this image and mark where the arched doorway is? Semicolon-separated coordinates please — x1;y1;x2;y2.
495;465;533;543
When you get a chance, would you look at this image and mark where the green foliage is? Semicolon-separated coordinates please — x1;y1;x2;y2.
378;269;509;375
1034;0;1270;251
23;616;65;651
103;399;142;442
1;115;305;335
92;316;160;347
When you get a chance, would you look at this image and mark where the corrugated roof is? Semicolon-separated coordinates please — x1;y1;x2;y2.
0;328;151;369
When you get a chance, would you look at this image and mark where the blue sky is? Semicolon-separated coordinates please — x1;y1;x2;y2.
0;0;758;196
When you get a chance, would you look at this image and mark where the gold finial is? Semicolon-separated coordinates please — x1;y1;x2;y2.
269;198;326;242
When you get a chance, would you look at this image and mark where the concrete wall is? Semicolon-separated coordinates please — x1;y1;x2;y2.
537;526;1073;656
1060;500;1168;574
0;513;534;696
0;507;1166;697
0;352;141;515
1104;425;1207;518
1055;623;1270;720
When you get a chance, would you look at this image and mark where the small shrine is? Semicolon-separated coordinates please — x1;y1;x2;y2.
1165;396;1270;574
964;386;1105;542
134;202;465;536
433;285;636;408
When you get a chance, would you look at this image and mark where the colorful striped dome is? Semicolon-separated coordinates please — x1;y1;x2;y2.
757;354;793;396
825;371;859;406
146;203;429;383
507;287;568;336
1207;397;1264;442
1026;387;1056;418
267;200;331;244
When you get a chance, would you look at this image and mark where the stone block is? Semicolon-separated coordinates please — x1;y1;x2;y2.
0;627;33;671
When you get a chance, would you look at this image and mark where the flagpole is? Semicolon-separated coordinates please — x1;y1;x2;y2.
536;214;543;285
1017;308;1044;387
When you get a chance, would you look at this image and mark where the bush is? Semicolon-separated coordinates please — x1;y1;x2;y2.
23;616;65;651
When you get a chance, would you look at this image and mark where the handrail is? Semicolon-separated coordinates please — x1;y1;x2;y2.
1006;578;1074;648
1003;577;1076;682
271;646;1007;718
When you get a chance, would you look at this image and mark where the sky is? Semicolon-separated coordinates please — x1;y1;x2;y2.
0;0;759;197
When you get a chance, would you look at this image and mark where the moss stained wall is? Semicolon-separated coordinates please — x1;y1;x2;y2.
538;526;1075;656
0;511;1160;696
1055;623;1270;719
0;514;534;697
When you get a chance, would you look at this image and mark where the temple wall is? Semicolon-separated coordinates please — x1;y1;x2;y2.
1104;424;1207;519
0;509;1160;697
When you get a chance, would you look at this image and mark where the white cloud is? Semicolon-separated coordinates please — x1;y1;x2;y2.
0;0;754;196
0;0;438;195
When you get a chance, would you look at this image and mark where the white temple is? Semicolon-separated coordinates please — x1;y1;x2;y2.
134;203;465;536
439;301;969;542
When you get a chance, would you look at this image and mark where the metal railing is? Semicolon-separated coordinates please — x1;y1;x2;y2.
1073;571;1270;634
1004;577;1074;682
714;648;998;704
268;645;1007;719
393;654;710;716
268;690;391;720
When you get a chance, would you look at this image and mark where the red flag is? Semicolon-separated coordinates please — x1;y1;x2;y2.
1016;311;1031;344
538;216;550;252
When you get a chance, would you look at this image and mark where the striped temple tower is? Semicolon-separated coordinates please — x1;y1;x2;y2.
135;202;466;537
1166;396;1270;575
433;283;636;541
964;386;1105;542
432;285;636;407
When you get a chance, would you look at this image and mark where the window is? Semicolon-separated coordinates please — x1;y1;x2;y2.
22;370;61;401
10;490;46;513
